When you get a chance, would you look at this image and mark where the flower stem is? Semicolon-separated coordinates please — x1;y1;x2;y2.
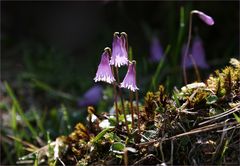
113;83;119;126
115;67;130;135
190;53;201;82
129;90;134;129
135;90;140;133
111;66;119;126
133;62;140;133
183;12;201;84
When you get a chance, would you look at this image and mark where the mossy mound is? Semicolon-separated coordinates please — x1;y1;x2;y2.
20;59;240;165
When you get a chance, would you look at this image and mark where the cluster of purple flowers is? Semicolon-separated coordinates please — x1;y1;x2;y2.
82;10;213;107
94;32;140;132
94;32;139;92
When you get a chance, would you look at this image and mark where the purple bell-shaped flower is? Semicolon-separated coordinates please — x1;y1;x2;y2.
94;48;116;84
120;61;139;92
110;32;129;67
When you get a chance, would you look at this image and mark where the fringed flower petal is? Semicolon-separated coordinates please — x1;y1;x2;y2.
110;32;129;67
94;48;115;84
120;61;139;92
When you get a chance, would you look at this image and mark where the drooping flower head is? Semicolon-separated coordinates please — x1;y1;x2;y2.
78;85;103;107
110;32;128;67
94;47;115;84
181;36;209;69
149;36;164;62
191;10;214;26
120;61;139;92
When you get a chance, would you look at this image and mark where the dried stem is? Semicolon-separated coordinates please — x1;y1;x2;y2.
123;148;128;166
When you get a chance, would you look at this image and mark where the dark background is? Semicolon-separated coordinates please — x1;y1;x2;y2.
0;1;239;164
1;1;239;95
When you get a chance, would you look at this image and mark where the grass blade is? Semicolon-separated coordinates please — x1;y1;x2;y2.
150;45;171;90
4;81;38;138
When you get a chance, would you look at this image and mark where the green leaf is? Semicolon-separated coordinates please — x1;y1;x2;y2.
4;81;38;138
150;45;171;90
206;95;218;105
92;128;111;143
110;142;125;154
31;79;77;101
233;113;240;123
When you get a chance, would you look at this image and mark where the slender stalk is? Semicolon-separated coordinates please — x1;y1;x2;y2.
109;46;119;125
124;148;128;166
133;61;140;133
189;53;201;82
115;67;130;135
135;90;140;133
115;67;124;113
183;12;201;84
113;82;119;125
129;90;134;129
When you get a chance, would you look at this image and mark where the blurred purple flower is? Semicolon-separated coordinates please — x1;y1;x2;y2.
192;10;214;26
182;36;209;69
94;48;116;84
192;36;209;68
181;44;193;69
110;32;128;67
78;85;103;107
120;61;139;92
149;36;164;62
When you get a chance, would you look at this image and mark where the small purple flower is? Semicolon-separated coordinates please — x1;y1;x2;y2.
78;85;103;107
181;36;209;69
120;61;139;92
94;48;116;84
192;10;214;26
149;36;164;62
110;32;128;67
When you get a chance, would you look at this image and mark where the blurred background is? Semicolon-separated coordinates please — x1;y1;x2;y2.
1;1;239;164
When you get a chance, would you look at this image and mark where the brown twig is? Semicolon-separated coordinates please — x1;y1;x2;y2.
199;104;240;125
136;121;238;147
